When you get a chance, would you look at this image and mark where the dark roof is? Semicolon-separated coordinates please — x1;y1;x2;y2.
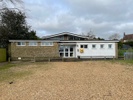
42;32;88;39
123;34;133;40
9;40;119;43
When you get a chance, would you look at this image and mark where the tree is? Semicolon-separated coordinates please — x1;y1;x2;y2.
118;41;123;49
82;30;96;39
0;0;23;9
0;8;38;48
97;37;105;40
108;33;120;40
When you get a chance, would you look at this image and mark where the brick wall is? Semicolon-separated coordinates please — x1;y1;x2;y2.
9;42;60;61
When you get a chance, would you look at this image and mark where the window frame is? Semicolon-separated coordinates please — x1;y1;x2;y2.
84;45;88;48
80;44;88;49
16;42;26;46
29;42;38;46
41;42;53;46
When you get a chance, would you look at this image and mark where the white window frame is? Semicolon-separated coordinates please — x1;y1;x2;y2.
17;42;26;46
29;42;37;46
41;42;53;46
80;44;88;49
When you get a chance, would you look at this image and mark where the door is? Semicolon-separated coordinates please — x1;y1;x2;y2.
59;46;75;58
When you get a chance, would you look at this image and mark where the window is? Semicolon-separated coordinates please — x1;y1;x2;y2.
80;45;84;48
17;42;26;46
100;44;104;49
41;42;53;46
108;44;112;49
80;45;88;48
92;44;96;49
84;45;88;48
29;42;37;46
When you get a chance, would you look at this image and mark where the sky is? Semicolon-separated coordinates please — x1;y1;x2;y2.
17;0;133;39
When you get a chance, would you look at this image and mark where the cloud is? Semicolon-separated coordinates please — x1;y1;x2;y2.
23;0;133;39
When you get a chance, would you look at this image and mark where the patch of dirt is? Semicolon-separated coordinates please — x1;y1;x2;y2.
1;61;133;100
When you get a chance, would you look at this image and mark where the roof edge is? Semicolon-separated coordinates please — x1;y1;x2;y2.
42;32;88;39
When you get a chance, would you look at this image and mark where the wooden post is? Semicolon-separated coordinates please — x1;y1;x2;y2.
113;56;115;60
34;56;36;62
8;57;11;62
91;56;92;60
104;57;106;60
48;58;51;62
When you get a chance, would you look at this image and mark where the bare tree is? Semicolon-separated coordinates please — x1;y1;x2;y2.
108;33;120;40
82;30;95;39
0;0;23;9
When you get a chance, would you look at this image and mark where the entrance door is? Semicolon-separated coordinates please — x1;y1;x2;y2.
59;46;75;58
65;47;69;57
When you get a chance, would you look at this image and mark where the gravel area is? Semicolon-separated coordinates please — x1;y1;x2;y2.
0;61;133;100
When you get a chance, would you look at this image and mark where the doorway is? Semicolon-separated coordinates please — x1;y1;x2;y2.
59;46;75;58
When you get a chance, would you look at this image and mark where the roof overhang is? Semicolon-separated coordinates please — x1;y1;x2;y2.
59;40;119;43
9;40;119;43
9;40;60;42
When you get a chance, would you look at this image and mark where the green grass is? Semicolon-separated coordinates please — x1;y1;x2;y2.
118;49;133;57
118;60;133;65
0;63;16;70
0;62;51;82
0;70;31;82
0;63;32;82
110;59;133;66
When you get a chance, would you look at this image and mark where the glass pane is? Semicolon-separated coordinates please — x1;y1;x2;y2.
60;53;64;57
108;44;112;48
65;48;68;52
92;45;96;48
70;48;73;51
70;53;73;57
59;46;64;52
84;45;88;48
65;53;68;57
17;42;21;45
80;45;83;48
49;42;53;45
100;44;104;48
22;42;25;45
29;42;37;46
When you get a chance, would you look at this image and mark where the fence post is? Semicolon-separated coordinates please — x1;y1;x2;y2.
8;57;10;62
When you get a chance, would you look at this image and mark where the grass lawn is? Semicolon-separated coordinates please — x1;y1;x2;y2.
118;49;133;57
0;61;133;100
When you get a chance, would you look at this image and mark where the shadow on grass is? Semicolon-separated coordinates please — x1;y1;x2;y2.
0;63;32;82
0;62;51;82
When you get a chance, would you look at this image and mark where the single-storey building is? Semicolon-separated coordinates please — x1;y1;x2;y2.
9;32;118;61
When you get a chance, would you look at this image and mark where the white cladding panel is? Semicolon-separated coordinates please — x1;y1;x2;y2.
76;43;116;58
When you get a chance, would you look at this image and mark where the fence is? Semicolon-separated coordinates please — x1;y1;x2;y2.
124;52;133;60
0;48;6;62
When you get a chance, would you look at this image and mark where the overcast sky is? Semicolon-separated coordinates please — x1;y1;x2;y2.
21;0;133;39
